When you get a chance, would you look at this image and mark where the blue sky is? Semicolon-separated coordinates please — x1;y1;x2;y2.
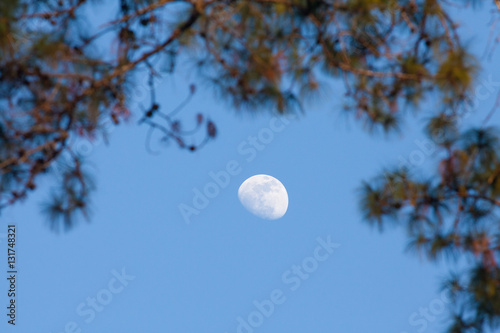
1;3;500;333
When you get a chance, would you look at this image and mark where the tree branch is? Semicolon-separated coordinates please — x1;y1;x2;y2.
95;7;201;88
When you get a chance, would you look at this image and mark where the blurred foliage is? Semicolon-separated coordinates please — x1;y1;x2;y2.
0;1;499;330
360;126;500;331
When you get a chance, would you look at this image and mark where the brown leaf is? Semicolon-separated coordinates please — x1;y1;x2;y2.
207;121;216;138
175;137;185;148
196;113;203;125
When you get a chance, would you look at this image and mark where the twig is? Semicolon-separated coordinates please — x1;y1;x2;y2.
482;91;500;126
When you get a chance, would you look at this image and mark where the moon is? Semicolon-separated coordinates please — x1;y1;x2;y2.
238;175;288;220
